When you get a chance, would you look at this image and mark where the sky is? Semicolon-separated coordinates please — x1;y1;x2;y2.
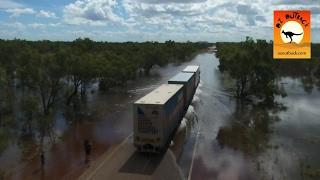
0;0;319;42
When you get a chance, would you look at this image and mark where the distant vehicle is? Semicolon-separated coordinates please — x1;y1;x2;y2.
133;65;200;153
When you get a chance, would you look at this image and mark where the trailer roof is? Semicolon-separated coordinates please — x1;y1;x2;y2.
168;72;194;83
182;65;200;72
135;84;183;105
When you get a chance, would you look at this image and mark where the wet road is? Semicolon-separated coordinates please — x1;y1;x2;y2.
182;53;320;180
0;54;203;179
178;53;256;180
1;52;320;180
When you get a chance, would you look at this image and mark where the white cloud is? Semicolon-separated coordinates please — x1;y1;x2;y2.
121;0;246;34
139;0;207;3
123;0;208;18
37;10;57;18
0;0;23;9
28;22;62;29
60;0;320;42
1;0;319;42
48;23;61;27
63;0;122;25
273;0;319;5
29;23;46;29
0;21;25;30
5;8;35;17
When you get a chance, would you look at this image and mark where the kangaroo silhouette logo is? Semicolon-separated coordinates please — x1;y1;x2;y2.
281;30;303;43
274;10;311;59
280;21;304;44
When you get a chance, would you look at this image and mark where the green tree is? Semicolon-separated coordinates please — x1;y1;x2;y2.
65;52;98;105
17;49;63;115
20;95;39;136
216;37;280;101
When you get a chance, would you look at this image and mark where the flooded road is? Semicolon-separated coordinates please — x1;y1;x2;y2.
1;52;320;180
0;55;200;179
180;53;320;180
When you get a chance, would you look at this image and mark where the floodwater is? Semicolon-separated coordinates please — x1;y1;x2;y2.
1;52;320;180
178;53;320;180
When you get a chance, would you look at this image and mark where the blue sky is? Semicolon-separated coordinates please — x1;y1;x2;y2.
0;0;319;42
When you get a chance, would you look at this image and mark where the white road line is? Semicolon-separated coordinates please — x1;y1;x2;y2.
85;134;132;180
187;128;201;180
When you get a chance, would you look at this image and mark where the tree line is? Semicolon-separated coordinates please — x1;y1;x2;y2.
0;38;210;153
216;37;320;102
216;38;320;179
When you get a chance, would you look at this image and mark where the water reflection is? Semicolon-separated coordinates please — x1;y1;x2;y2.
171;101;199;158
1;51;320;180
0;60;195;179
216;101;286;155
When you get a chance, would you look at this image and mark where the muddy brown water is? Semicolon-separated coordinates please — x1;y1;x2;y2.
0;52;320;180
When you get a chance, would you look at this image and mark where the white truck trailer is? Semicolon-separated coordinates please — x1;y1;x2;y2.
182;65;200;88
168;72;195;110
133;84;184;153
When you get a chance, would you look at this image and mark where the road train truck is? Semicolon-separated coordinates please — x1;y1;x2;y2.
168;72;195;110
133;65;200;153
133;84;184;153
182;65;200;88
